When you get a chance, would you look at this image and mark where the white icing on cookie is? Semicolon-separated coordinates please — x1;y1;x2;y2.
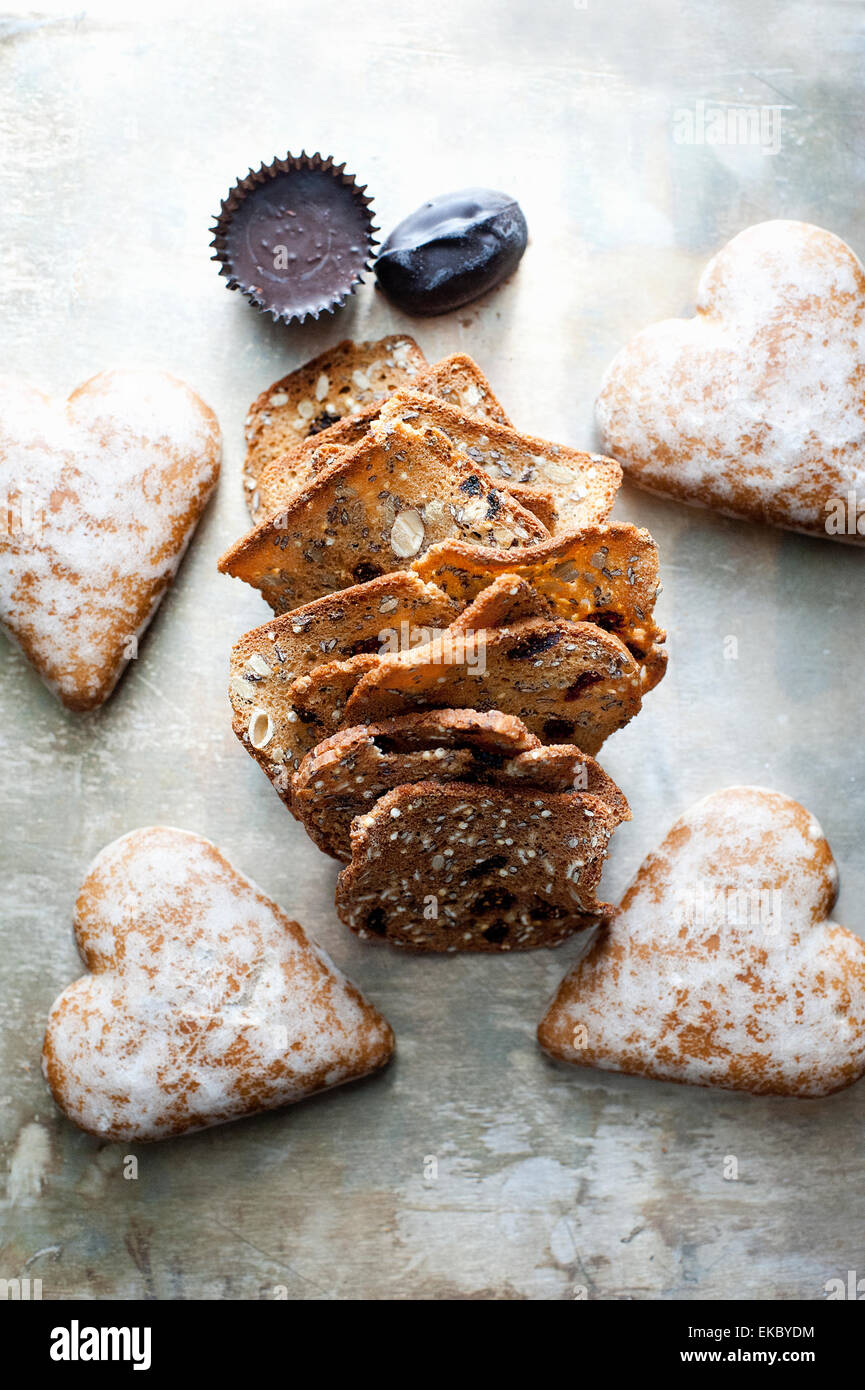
0;369;221;709
539;786;865;1096
42;828;394;1140
596;221;865;540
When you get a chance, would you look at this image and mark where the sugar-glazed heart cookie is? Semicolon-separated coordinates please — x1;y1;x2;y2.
538;787;865;1096
43;828;394;1140
596;221;865;541
0;369;221;710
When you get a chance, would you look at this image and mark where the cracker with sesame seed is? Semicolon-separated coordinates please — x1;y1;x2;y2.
293;710;629;862
256;424;559;534
219;421;550;613
414;353;512;426
252;353;514;523
243;335;427;516
448;572;551;630
372;391;621;534
340;617;643;757
229;572;460;800
335;781;622;952
255;387;615;536
413;525;667;692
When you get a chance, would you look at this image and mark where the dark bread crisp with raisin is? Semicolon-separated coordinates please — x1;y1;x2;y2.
229;572;460;798
335;781;621;951
218;422;550;614
340;617;643;756
281;577;545;768
292;710;629;861
285;655;382;767
413;525;667;692
243;336;426;515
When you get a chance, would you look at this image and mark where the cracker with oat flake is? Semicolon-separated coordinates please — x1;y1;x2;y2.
252;351;514;523
254;385;611;534
229;572;459;797
414;352;512;425
218;421;549;613
340;617;643;756
371;391;622;534
413;525;666;692
293;709;629;861
335;781;622;952
243;335;426;514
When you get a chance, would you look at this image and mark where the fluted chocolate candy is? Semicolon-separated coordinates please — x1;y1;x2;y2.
375;189;527;316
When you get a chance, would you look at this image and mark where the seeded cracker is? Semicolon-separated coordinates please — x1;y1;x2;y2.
255;384;607;534
219;421;550;613
293;710;629;861
336;782;621;952
413;352;512;425
229;572;460;796
371;391;622;533
413;525;666;691
243;335;426;515
253;351;514;523
341;617;642;756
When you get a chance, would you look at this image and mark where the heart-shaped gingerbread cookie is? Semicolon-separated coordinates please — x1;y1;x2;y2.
539;787;865;1096
596;221;865;541
43;828;394;1140
0;369;221;710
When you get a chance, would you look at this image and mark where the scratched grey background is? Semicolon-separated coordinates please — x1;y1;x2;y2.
1;0;863;1301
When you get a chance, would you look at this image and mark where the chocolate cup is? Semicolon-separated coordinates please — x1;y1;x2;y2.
210;152;377;326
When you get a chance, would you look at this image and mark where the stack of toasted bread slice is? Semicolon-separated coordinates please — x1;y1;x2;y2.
220;337;666;951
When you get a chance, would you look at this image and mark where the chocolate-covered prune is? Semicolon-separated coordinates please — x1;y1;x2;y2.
374;188;527;316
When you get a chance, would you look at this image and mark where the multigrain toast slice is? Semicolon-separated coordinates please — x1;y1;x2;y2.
335;782;622;951
250;351;510;522
292;710;629;861
413;526;667;691
229;572;459;796
219;424;550;613
243;335;426;513
340;618;643;756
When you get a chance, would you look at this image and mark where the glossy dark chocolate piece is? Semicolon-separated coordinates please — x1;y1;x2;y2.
375;188;527;316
